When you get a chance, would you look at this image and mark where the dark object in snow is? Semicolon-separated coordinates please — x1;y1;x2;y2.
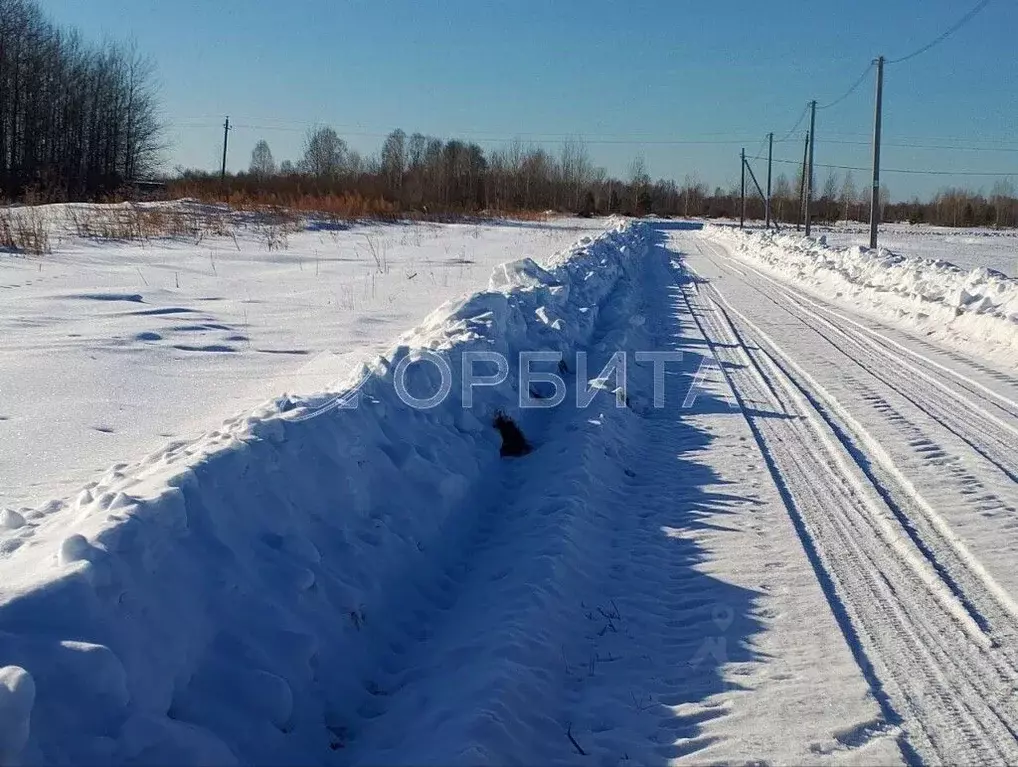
493;412;531;457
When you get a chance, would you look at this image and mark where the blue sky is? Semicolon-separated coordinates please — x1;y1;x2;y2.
38;0;1018;200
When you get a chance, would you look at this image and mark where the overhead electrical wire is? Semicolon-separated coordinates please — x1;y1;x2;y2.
749;134;769;162
768;157;1015;177
172;118;776;142
760;0;1000;194
181;119;1018;154
887;0;991;64
778;103;811;142
174;121;775;146
816;139;1018;153
173;120;1018;152
817;62;874;110
780;130;1018;147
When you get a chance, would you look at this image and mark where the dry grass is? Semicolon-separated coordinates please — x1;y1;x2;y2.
479;208;554;223
360;233;389;273
2;188;562;261
168;181;400;222
253;208;303;251
237;190;397;220
65;203;233;243
167;178;558;225
0;207;50;255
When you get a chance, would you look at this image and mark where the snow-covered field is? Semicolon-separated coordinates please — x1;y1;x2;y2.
817;221;1018;277
3;209;1018;765
0;204;605;509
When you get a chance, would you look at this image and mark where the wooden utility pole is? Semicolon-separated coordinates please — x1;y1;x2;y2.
765;132;773;229
797;132;809;231
220;116;231;183
869;57;885;250
740;148;746;228
804;100;816;237
745;159;767;213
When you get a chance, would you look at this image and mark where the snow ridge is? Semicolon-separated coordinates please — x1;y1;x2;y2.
0;219;646;765
704;224;1018;365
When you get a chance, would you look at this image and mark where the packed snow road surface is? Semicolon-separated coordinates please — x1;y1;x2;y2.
2;216;1018;765
680;224;1018;764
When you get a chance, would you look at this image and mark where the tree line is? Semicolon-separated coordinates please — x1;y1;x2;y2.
190;127;655;217
171;126;1017;229
0;0;1013;230
0;0;162;200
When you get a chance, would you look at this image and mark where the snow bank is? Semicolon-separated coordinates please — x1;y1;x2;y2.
0;219;647;765
705;224;1018;366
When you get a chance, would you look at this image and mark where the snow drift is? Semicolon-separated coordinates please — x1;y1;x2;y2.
0;219;646;765
704;224;1018;366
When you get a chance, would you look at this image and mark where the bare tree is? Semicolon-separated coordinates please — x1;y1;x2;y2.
381;128;407;190
559;136;592;211
820;170;839;221
681;173;708;217
839;172;857;221
300;126;348;178
629;156;650;215
0;0;164;199
773;174;793;222
249;140;276;177
407;132;426;171
991;179;1017;227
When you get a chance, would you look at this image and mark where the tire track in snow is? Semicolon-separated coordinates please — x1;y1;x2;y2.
673;237;1018;764
721;249;1018;476
694;239;1018;636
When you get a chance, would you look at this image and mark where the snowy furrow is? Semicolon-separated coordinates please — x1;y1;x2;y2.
703;224;1018;366
340;246;652;765
338;239;900;765
0;220;646;765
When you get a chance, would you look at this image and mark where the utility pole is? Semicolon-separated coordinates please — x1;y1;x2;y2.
220;116;231;183
765;132;773;229
797;131;809;231
804;100;816;237
740;148;746;228
869;56;885;250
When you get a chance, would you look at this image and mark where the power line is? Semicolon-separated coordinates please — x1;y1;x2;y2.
817;63;874;110
819;139;1018;153
173;118;773;142
887;0;991;64
790;130;1018;146
200;120;1018;152
778;103;810;142
769;157;1016;177
177;122;775;146
765;0;996;248
169;117;1018;153
170;119;1018;180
